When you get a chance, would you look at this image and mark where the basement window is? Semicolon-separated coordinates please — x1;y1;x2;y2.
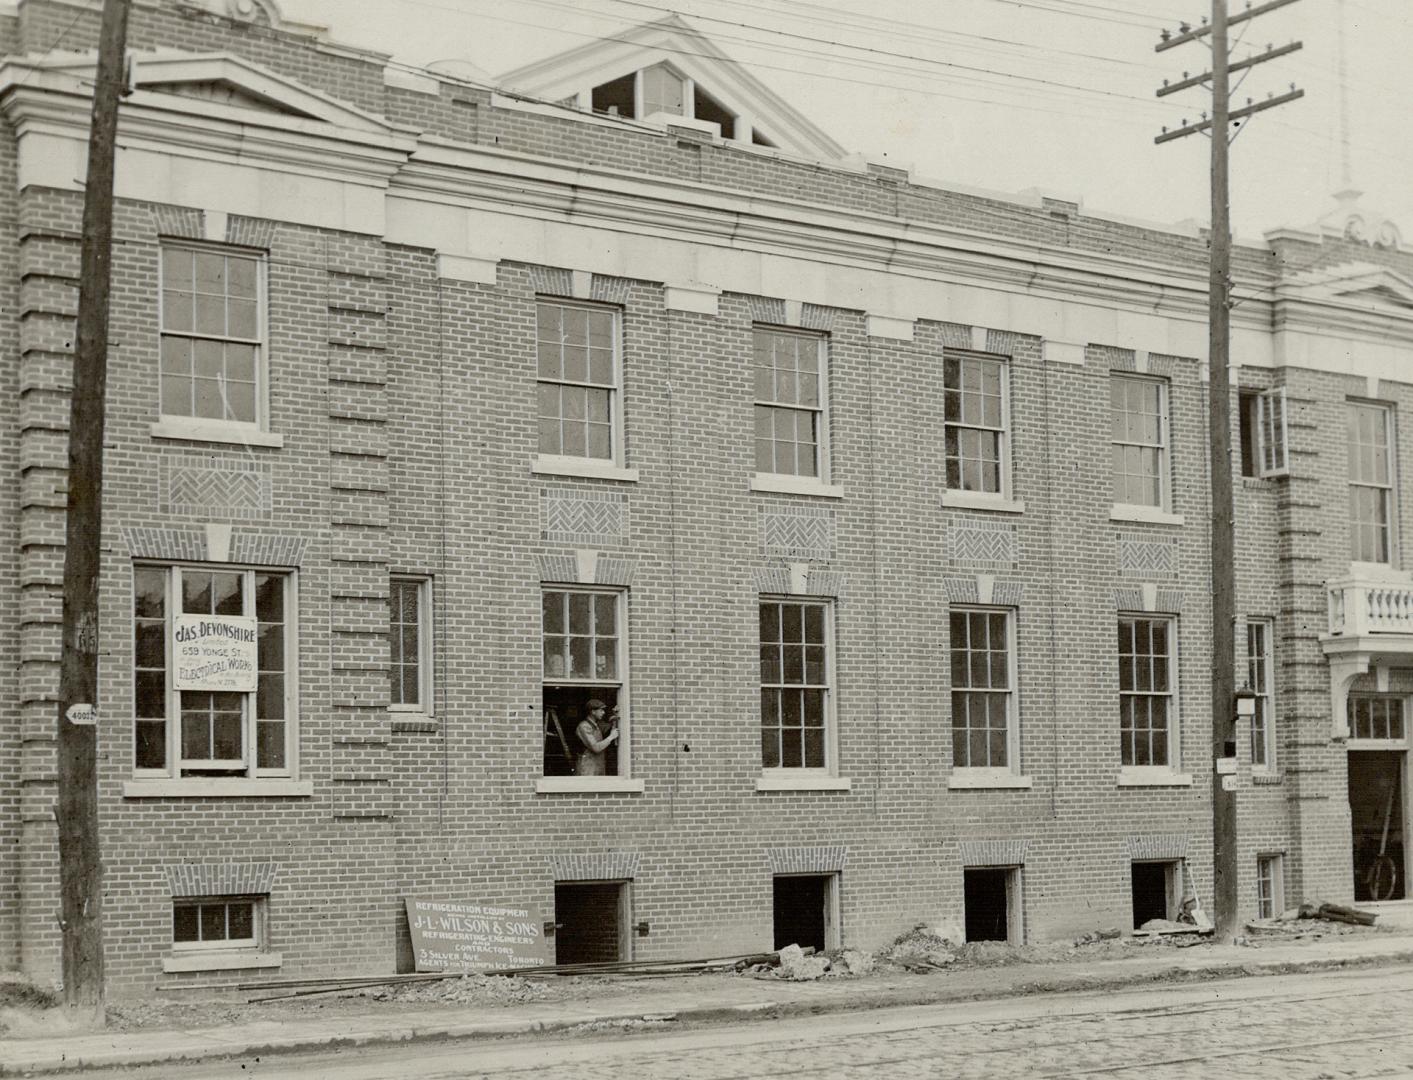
772;873;839;952
1130;860;1181;929
165;894;280;973
553;881;630;964
963;867;1022;943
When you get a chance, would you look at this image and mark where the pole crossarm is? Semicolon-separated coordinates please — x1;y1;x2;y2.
1156;0;1301;51
1157;41;1303;97
1154;87;1304;144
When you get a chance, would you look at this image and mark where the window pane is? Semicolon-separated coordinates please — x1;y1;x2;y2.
228;902;254;940
136;720;166;769
258;719;286;770
543;592;565;635
595;594;617;635
257;673;284;720
201;903;226;942
173;904;199;943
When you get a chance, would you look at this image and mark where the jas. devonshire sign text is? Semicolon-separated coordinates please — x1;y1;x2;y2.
173;614;258;692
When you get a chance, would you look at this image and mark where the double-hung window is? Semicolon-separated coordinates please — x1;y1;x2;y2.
944;352;1010;496
1255;855;1284;919
541;587;627;779
390;577;432;715
949;608;1018;774
133;564;294;778
754;328;828;480
1111;375;1170;509
160;243;265;428
1348;402;1395;564
759;598;833;772
1239;388;1289;478
536;300;621;464
1118;615;1177;769
1246;619;1275;770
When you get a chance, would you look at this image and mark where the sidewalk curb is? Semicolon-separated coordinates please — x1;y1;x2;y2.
6;949;1413;1075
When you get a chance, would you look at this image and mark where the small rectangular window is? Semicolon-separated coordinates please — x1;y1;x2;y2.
172;896;260;950
159;243;265;426
542;588;626;777
949;608;1016;770
390;577;432;713
1118;615;1177;767
944;352;1010;495
1256;854;1284;919
1246;619;1275;769
1111;375;1169;508
759;598;833;771
754;328;828;479
1349;694;1405;741
536;300;621;464
1348;402;1396;563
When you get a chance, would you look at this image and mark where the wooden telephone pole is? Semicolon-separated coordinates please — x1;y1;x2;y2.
1155;0;1303;941
57;0;130;1015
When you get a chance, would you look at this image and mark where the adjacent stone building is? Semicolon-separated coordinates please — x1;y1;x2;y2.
2;0;1412;995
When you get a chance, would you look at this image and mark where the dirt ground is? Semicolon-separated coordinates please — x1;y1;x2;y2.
0;917;1390;1039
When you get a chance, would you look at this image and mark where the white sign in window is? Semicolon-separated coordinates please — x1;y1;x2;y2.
173;614;259;692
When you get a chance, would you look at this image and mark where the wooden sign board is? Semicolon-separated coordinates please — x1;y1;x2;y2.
173;614;258;692
404;898;549;972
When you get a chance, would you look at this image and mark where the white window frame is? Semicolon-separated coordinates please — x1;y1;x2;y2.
131;563;297;783
948;606;1029;788
1348;400;1397;567
1256;388;1289;477
154;240;270;443
171;895;262;953
942;351;1013;500
1246;618;1276;772
1111;374;1171;512
389;575;433;717
1347;693;1408;749
164;894;281;973
1255;854;1284;919
537;586;639;792
756;596;847;790
533;298;629;479
1117;614;1188;784
751;326;831;488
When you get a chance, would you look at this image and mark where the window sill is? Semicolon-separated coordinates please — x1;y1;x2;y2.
123;779;313;798
947;770;1033;790
1117;767;1193;787
162;951;282;974
941;491;1025;514
754;773;852;791
749;473;844;499
1110;504;1184;526
531;455;639;483
150;418;284;448
1252;769;1283;785
535;776;645;794
390;714;439;734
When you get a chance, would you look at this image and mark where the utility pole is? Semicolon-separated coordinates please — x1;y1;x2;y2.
58;0;130;1017
1155;0;1303;942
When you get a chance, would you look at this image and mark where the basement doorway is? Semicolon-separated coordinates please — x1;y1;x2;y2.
553;881;630;965
964;867;1022;943
772;874;838;952
1131;861;1180;929
1349;749;1406;902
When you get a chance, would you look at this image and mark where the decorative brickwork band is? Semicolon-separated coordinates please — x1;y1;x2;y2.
1126;835;1189;861
944;577;980;604
746;295;787;325
121;526;205;562
1114;585;1183;614
535;553;634;585
807;570;847;598
800;303;838;332
152;205;203;239
551;852;640;881
529;265;574;296
229;533;309;567
1147;353;1178;378
541;487;627;545
1104;346;1138;372
162;457;272;520
537;554;578;583
992;580;1024;606
947;520;1018;570
591;275;632;305
938;322;974;349
985;329;1019;356
761;504;834;560
959;839;1028;867
753;566;844;597
596;558;635;587
754;566;791;594
1117;533;1177;579
164;861;278;898
226;216;275;249
766;846;848;875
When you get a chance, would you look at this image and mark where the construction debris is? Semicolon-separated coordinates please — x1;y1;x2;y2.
1299;901;1378;926
880;926;958;972
1132;918;1213;938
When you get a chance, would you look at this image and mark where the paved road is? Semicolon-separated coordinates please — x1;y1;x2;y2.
65;965;1413;1079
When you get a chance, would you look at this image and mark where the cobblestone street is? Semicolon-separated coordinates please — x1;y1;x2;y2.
77;964;1413;1079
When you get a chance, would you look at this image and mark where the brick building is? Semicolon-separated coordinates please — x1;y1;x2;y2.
2;0;1412;994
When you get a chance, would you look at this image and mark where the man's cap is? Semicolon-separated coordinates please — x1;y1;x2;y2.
586;699;606;710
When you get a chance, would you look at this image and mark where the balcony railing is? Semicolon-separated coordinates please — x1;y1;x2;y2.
1328;578;1413;636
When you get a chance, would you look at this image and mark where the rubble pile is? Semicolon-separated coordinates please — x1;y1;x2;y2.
373;973;551;1006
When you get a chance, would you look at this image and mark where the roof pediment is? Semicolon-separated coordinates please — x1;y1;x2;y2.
496;15;846;162
1280;262;1413;312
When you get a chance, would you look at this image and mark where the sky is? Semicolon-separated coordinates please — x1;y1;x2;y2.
276;0;1413;241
